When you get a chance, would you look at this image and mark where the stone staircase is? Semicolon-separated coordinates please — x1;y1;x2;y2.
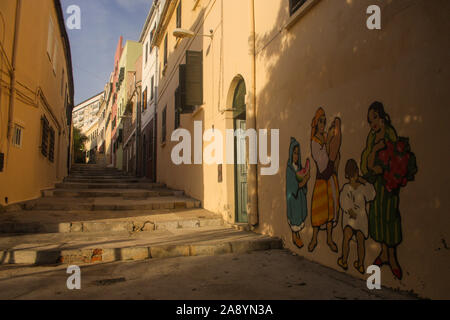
0;164;282;266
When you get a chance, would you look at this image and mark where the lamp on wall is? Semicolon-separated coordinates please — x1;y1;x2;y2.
173;28;213;39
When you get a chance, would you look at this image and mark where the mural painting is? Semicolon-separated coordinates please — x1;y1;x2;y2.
284;102;418;281
286;137;311;249
309;108;342;253
360;101;418;280
337;159;376;274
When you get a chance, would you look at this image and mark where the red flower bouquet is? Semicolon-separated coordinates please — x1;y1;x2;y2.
376;137;417;192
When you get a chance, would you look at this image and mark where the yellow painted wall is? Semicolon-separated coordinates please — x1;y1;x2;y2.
253;0;450;299
153;0;450;298
0;0;71;206
155;0;253;223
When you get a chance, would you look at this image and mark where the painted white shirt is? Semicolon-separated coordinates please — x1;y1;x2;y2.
340;182;376;238
311;140;329;174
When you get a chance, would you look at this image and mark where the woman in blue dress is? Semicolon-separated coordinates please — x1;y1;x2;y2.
286;137;311;248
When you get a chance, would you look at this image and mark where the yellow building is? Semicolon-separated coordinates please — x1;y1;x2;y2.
112;40;142;170
152;0;449;298
0;0;73;206
103;75;114;167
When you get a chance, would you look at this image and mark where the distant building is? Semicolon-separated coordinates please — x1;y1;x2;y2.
72;92;104;163
72;92;104;132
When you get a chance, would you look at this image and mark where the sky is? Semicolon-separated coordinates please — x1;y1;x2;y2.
61;0;153;105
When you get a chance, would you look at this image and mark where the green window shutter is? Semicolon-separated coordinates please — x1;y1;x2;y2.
41;117;49;157
118;129;123;143
178;64;193;114
176;2;182;28
185;50;203;106
174;88;181;129
49;127;55;162
289;0;306;15
164;35;168;66
161;107;167;142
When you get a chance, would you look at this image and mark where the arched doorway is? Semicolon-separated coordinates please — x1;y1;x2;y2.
233;78;248;223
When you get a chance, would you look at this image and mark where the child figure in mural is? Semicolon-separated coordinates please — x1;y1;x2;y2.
361;101;417;280
286;137;311;249
309;107;342;253
337;159;376;274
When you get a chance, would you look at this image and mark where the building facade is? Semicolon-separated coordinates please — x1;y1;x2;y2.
112;40;142;170
0;0;74;206
139;0;165;180
151;0;450;299
122;55;143;175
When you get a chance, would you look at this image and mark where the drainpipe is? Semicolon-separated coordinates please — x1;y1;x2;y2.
247;0;259;227
153;49;158;183
6;0;22;151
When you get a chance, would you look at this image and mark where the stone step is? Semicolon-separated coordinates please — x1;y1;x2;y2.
67;175;136;179
55;182;166;190
70;169;119;173
70;169;112;172
0;208;223;234
64;178;146;183
21;196;201;211
42;188;178;198
0;225;282;265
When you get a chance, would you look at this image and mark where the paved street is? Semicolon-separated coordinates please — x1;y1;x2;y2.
0;249;416;300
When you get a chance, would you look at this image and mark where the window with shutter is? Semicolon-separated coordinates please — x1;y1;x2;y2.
143;88;148;111
145;42;148;63
41;117;49;157
150;28;155;53
164;35;168;66
151;76;154;101
13;125;23;148
61;69;65;96
177;51;203;113
161;107;167;143
49;127;55;162
176;1;182;28
52;40;58;74
289;0;307;15
47;17;54;60
174;88;181;129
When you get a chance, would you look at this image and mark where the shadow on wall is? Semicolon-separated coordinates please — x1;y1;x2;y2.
251;0;449;298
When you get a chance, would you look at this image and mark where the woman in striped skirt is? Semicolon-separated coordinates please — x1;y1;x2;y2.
308;108;342;253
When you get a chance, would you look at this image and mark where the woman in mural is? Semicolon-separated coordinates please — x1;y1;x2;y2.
361;101;417;280
286;137;311;249
309;108;341;253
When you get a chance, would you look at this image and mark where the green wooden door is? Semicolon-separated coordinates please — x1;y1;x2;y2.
233;78;248;223
235;119;248;223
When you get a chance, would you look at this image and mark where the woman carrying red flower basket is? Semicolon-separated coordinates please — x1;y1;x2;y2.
361;102;417;280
